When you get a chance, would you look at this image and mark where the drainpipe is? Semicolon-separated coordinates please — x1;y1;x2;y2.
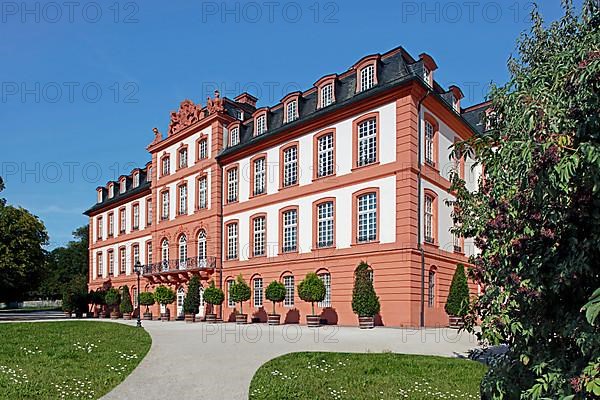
417;88;431;328
218;165;224;322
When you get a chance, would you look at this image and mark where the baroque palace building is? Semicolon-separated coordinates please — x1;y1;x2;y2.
85;45;488;327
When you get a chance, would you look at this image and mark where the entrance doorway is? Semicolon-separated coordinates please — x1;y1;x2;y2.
176;287;185;317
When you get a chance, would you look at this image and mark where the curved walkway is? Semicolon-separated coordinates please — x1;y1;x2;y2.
102;320;481;400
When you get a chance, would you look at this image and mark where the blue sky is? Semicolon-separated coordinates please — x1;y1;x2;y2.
0;0;575;248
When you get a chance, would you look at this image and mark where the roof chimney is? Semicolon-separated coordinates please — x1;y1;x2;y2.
234;92;258;108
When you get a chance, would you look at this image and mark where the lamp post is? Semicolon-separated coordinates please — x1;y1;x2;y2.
134;261;142;328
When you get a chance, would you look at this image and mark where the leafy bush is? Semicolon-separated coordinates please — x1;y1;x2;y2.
450;2;600;398
183;276;201;314
265;281;286;315
119;285;133;314
153;286;175;307
298;272;325;316
104;288;120;308
444;264;469;317
351;262;380;318
203;281;224;314
230;274;251;314
61;291;75;313
139;292;155;313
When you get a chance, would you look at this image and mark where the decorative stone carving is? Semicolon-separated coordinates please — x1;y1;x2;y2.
168;99;203;136
149;127;163;147
206;90;224;115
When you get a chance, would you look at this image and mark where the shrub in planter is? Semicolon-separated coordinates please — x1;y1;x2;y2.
105;288;121;319
139;291;155;320
203;281;224;323
153;285;176;321
230;274;251;324
119;285;134;320
298;272;326;327
351;261;380;329
183;276;201;323
445;264;470;328
265;280;286;325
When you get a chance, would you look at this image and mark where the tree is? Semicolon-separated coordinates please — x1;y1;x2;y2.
119;285;133;315
183;276;201;314
0;190;49;302
298;272;326;316
203;281;224;314
139;292;155;313
104;288;120;313
351;262;380;318
229;274;251;314
444;264;469;317
265;280;286;315
451;2;600;398
153;286;175;310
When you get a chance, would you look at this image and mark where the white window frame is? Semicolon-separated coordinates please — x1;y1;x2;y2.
428;270;435;307
179;184;188;215
133;244;140;265
283;275;294;307
198;176;208;209
161;239;169;271
119;209;126;233
425;120;435;166
108;251;114;275
253;158;266;195
133;173;139;188
97;253;103;276
108;214;114;237
359;65;375;92
255;115;266;135
253;278;263;308
282;209;297;253
283;146;298;187
227;168;238;203
178;235;187;269
424;195;434;244
147;242;153;265
317;202;334;248
227;280;235;307
357;193;377;243
179;148;188;169
317;133;334;177
253;216;266;257
227;223;238;260
119;248;126;274
120;180;126;194
161;191;170;220
320;84;333;108
133;205;139;229
318;273;331;308
230;127;239;146
199;139;208;159
286;100;298;123
162;156;170;176
357;118;377;167
197;230;207;266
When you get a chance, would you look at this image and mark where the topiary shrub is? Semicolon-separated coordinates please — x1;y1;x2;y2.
139;291;155;313
104;288;120;312
183;276;201;314
203;281;224;314
351;261;380;318
153;285;176;310
119;285;133;315
265;280;286;315
445;264;470;317
229;274;251;314
298;272;326;316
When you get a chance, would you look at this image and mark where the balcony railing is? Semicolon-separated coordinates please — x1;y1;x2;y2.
142;256;216;275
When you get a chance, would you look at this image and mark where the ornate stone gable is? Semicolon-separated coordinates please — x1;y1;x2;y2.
168;99;204;136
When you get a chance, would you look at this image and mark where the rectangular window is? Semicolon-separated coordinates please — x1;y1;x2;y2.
317;133;334;177
428;271;435;307
283;276;294;307
147;242;153;265
161;191;169;220
425;121;435;166
227;168;238;203
253;278;263;308
253;158;266;195
360;65;375;91
317;202;334;248
283;146;298;187
179;148;188;169
133;173;139;188
133;244;140;265
97;217;103;240
357;118;377;167
282;209;297;252
133;204;139;230
227;223;238;260
230;127;239;146
286;100;297;123
119;248;126;274
179;184;187;215
253;216;266;257
256;115;266;135
109;185;114;198
97;253;103;276
227;280;235;307
97;190;103;203
198;176;208;209
318;273;331;308
120;180;126;193
147;167;152;182
357;193;377;242
162;157;170;176
146;198;152;226
108;251;114;275
108;214;114;237
119;209;126;233
199;139;208;159
424;195;434;244
321;84;333;107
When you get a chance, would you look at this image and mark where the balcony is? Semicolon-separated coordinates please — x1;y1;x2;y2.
142;256;217;284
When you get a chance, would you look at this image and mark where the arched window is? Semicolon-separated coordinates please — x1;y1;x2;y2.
428;269;436;307
178;235;187;269
197;230;207;267
161;239;169;271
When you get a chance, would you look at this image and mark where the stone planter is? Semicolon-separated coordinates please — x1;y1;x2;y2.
63;311;72;318
267;314;281;326
185;313;195;323
160;312;170;321
205;313;217;323
235;313;248;324
306;315;320;328
110;311;120;320
143;312;153;321
358;316;374;329
448;315;464;329
123;314;132;320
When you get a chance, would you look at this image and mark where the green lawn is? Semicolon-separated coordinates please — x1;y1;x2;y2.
249;352;486;400
0;321;151;400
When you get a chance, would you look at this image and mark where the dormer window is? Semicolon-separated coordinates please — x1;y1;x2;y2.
359;65;375;92
230;127;239;146
451;95;459;112
119;179;126;194
419;53;438;88
255;114;267;135
286;100;298;123
147;167;152;182
423;66;431;85
133;173;139;188
315;75;336;109
108;184;114;198
97;190;103;203
235;109;244;121
321;84;333;107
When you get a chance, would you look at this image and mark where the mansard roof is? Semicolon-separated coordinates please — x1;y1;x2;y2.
84;168;150;216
